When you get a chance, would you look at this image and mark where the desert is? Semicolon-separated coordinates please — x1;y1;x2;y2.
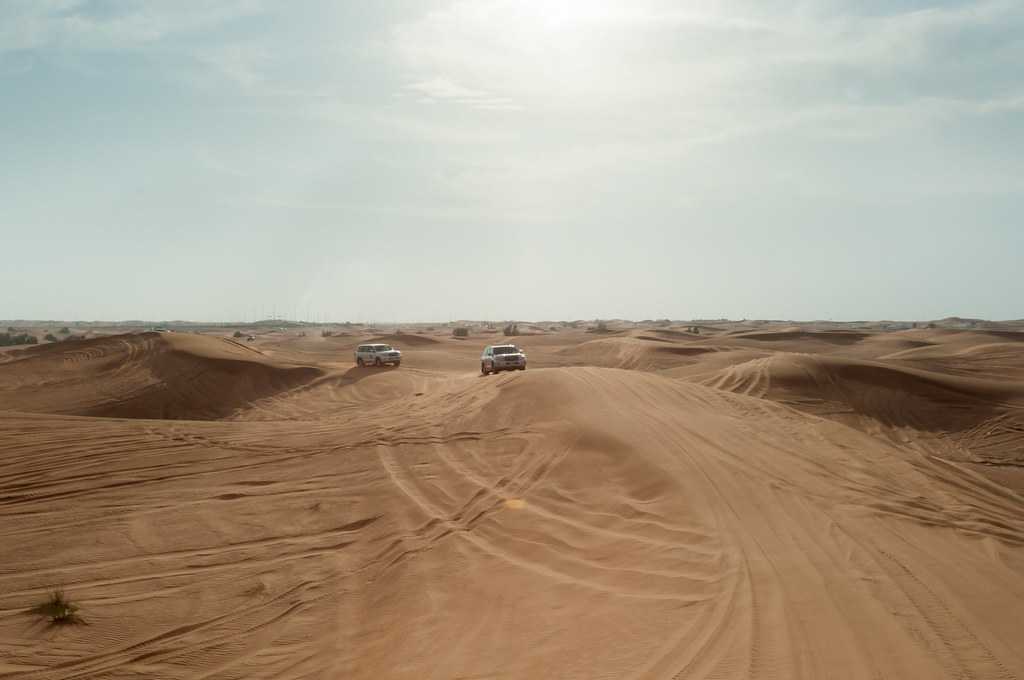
1;319;1022;679
4;2;1023;676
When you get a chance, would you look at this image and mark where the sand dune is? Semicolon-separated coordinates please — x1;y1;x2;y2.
703;353;1021;423
1;326;1022;678
557;332;725;372
0;332;322;420
729;329;871;345
701;353;1024;468
640;328;703;340
557;336;690;370
367;333;440;347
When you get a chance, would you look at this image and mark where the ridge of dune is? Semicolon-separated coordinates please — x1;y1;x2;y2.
0;332;323;420
367;333;440;346
558;336;717;371
700;352;1024;466
702;352;1022;415
728;329;871;345
882;342;1024;385
638;328;702;339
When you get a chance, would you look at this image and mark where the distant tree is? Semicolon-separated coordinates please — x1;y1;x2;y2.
59;327;70;335
0;332;37;346
233;330;244;338
321;329;333;337
452;327;470;337
503;323;519;336
595;320;608;332
44;333;58;342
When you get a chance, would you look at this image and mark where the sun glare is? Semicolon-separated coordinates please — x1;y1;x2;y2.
533;0;616;31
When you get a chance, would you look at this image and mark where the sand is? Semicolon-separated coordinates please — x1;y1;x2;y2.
0;324;1022;678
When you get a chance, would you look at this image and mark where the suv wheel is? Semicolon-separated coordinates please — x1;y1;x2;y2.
374;357;383;367
481;362;489;375
357;358;364;367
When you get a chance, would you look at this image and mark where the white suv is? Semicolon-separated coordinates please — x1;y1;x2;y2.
355;343;402;367
481;344;526;374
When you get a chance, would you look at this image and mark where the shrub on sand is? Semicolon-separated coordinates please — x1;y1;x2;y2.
31;589;84;626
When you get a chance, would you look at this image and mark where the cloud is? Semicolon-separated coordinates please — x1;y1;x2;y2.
195;43;269;89
403;77;520;110
0;0;265;53
387;0;1023;140
0;1;309;97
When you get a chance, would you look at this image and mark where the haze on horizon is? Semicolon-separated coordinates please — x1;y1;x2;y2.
2;1;1022;323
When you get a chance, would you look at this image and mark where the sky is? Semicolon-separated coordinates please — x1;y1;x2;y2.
1;0;1022;323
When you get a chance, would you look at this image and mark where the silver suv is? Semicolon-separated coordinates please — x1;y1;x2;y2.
481;344;526;374
355;343;402;367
